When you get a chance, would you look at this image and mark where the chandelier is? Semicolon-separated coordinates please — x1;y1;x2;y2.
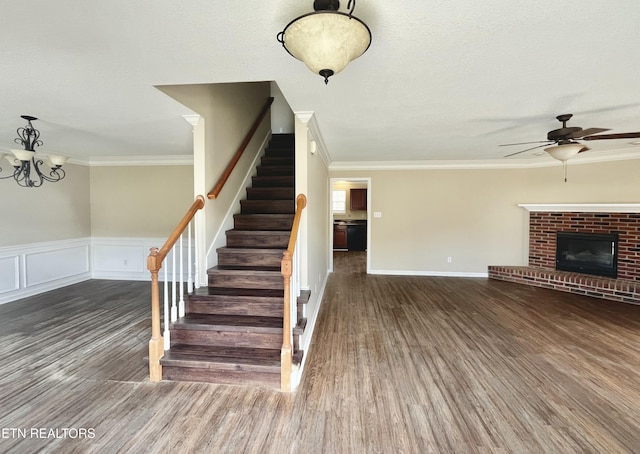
0;115;68;188
277;0;372;84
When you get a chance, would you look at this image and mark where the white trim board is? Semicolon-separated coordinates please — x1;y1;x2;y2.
519;203;640;213
368;269;489;278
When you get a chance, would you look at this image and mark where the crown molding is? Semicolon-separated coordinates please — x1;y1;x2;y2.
295;111;331;167
329;148;640;171
68;155;193;167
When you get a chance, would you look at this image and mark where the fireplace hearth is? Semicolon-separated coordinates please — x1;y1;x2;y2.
556;232;618;278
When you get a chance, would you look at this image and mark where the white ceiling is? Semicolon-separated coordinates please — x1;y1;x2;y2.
2;0;640;166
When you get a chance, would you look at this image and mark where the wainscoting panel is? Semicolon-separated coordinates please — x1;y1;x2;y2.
0;238;92;305
0;237;198;305
0;256;20;294
25;245;90;286
91;237;195;281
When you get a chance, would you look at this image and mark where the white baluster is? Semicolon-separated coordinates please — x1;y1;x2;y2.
187;221;193;294
179;233;185;317
171;247;177;322
194;217;200;289
163;264;170;350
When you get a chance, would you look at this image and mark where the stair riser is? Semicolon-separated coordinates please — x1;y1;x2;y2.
226;233;289;248
217;251;283;268
246;187;295;200
240;200;294;214
208;273;283;290
265;147;294;155
251;176;294;188
256;166;294;176
186;300;282;317
233;215;293;231
162;366;279;388
170;330;282;350
261;157;294;166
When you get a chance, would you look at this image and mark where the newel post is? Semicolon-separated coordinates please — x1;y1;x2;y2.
148;247;164;382
281;250;293;392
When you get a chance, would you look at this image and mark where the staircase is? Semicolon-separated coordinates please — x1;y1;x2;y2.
160;133;308;389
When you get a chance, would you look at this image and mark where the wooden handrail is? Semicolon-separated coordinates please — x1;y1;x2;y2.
148;195;206;271
147;194;206;382
280;194;307;392
208;97;274;200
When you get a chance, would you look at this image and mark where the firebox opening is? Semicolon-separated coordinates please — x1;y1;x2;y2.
556;232;619;278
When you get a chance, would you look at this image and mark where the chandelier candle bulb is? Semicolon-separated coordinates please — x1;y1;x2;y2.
0;115;68;187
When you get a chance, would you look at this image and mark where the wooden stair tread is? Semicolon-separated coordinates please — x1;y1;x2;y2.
293;317;307;336
173;313;283;331
190;287;284;298
217;247;285;254
162;345;281;369
209;265;281;273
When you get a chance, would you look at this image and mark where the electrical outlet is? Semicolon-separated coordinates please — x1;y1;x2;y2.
374;211;382;218
447;257;452;263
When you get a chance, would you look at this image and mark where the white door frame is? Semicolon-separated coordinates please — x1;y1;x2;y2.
329;177;371;273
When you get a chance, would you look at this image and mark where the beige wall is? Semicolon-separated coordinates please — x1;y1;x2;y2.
330;159;640;274
90;165;194;237
0;163;91;247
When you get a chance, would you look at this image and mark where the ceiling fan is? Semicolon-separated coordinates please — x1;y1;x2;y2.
500;113;640;160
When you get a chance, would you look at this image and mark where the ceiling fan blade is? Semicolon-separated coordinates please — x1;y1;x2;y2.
569;127;609;139
578;146;590;153
499;140;552;147
582;132;640;141
504;143;550;157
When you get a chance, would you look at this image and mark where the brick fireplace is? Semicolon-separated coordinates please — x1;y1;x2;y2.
489;204;640;304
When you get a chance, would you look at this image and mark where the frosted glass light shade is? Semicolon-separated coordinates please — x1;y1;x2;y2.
281;11;371;81
3;154;19;166
11;149;36;161
544;143;585;162
49;154;69;166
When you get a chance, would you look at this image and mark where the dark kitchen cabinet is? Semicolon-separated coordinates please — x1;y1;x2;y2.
333;221;366;251
333;224;348;249
350;188;367;211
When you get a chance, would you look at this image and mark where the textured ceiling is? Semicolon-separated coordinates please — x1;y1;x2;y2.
1;0;640;165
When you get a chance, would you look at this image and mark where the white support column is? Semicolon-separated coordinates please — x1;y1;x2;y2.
187;221;193;293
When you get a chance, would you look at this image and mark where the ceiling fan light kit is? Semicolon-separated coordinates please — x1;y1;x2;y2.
277;0;371;84
0;115;68;188
544;142;585;162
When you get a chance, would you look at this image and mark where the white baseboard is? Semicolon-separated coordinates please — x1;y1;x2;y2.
368;269;488;278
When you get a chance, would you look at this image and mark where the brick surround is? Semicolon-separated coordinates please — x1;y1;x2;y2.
528;212;640;281
488;208;640;305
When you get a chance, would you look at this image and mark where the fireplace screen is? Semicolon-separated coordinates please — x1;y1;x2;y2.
556;232;618;278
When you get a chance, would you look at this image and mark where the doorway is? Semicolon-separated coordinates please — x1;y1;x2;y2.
329;177;371;273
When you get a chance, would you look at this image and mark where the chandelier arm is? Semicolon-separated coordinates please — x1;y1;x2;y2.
347;0;356;17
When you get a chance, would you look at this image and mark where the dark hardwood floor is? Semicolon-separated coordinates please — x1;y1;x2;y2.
1;253;639;453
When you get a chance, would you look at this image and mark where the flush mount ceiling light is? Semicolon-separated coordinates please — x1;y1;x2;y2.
0;115;68;188
277;0;372;84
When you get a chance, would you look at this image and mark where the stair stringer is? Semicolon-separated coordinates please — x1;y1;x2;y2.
204;131;271;271
290;272;329;390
